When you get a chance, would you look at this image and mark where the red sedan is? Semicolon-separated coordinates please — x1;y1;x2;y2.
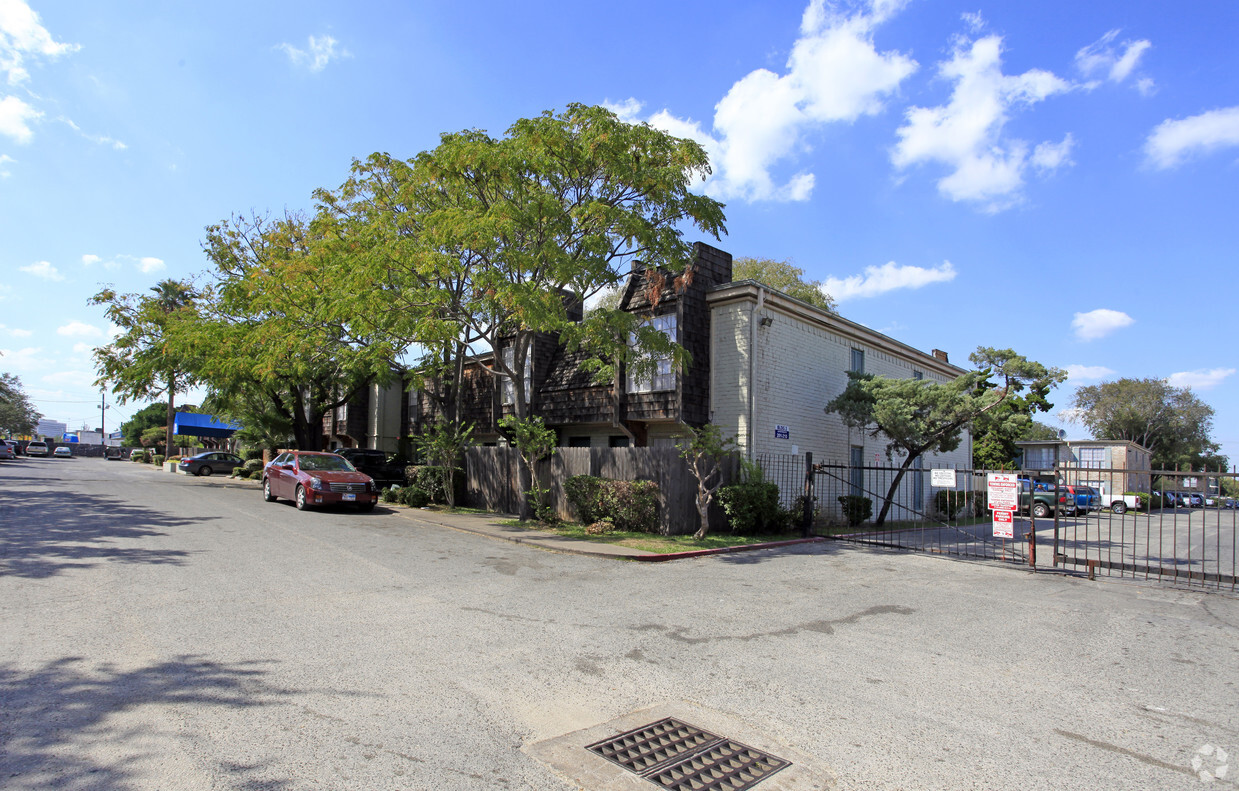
262;451;378;512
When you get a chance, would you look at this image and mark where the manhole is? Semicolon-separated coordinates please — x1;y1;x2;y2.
586;717;790;790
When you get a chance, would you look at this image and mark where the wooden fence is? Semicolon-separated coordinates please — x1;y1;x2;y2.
463;446;739;535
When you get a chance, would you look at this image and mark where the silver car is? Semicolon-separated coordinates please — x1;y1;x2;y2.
26;440;49;457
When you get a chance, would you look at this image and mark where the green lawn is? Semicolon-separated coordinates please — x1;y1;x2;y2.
496;519;815;554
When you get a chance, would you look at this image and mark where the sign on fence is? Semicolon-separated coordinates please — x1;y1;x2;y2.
931;468;957;488
986;473;1019;511
992;508;1014;539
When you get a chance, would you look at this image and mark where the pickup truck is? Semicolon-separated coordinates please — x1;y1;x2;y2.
1098;492;1141;514
335;448;406;488
1018;479;1077;519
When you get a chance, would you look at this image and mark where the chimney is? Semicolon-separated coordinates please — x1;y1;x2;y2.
932;349;949;363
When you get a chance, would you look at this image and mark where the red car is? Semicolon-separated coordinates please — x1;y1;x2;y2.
262;451;378;512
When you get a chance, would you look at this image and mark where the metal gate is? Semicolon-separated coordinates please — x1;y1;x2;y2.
756;453;1237;592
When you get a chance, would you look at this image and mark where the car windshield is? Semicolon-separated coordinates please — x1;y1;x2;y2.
298;455;355;472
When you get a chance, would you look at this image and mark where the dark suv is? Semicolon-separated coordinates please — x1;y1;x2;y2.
334;448;405;488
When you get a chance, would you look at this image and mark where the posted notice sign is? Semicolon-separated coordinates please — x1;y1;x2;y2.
987;473;1019;511
992;509;1014;539
930;469;957;488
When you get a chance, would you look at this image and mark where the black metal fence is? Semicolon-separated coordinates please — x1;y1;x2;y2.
754;454;1237;593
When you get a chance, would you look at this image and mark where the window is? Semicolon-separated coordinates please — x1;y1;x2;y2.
567;437;590;448
500;346;533;406
1079;447;1105;469
912;370;923;380
850;348;865;373
608;435;630;448
628;313;677;393
1024;446;1055;470
850;446;864;497
912;455;924;510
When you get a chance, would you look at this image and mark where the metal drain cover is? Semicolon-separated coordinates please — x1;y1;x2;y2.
586;717;790;790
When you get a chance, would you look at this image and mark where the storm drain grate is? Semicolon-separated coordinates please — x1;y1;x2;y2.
585;718;790;790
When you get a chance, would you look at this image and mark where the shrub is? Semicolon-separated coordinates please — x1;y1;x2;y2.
837;495;872;526
403;465;464;505
243;449;264;461
166;455;182;463
717;481;791;534
564;475;604;524
130;451;146;463
585;519;615;535
596;479;661;533
152;454;165;466
241;459;265;474
1129;491;1150;510
248;469;264;480
399;486;430;508
934;489;968;518
380;486;399;503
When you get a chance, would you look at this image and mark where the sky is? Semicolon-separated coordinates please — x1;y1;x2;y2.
2;0;1237;463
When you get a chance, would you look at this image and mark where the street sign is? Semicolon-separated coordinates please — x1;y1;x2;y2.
987;473;1019;511
992;509;1014;539
774;425;790;439
930;469;956;488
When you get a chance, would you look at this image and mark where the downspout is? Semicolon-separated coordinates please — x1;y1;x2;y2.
748;288;763;462
612;364;635;444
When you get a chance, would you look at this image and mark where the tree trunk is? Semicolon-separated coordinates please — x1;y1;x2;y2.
873;453;922;527
164;374;176;456
692;496;710;540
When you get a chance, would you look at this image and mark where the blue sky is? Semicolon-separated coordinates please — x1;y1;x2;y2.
2;0;1237;463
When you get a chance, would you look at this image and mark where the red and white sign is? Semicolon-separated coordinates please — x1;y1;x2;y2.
987;473;1019;511
992;509;1014;539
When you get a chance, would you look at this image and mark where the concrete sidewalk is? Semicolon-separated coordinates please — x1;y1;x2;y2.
392;505;827;561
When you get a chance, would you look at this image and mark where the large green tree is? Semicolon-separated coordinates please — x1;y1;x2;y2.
117;401;197;448
826;348;1064;526
318;103;726;426
1071;378;1225;470
0;372;41;436
968;347;1068;468
732;256;835;312
91;279;198;453
174;212;400;451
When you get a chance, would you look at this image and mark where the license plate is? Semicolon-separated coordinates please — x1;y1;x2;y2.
343;493;356;501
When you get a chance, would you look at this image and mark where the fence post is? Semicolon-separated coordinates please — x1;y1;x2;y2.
802;452;814;537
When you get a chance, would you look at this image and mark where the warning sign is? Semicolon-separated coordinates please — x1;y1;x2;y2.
987;473;1019;511
992;509;1014;539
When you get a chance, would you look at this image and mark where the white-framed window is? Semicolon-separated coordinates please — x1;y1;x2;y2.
851;348;865;373
1078;447;1105;469
912;369;923;380
627;313;677;394
500;346;533;406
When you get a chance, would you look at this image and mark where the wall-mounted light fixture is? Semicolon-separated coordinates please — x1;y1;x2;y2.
759;316;773;327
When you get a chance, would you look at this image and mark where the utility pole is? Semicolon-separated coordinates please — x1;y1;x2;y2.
100;389;106;445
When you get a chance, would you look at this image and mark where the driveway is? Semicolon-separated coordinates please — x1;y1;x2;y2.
1;457;1236;790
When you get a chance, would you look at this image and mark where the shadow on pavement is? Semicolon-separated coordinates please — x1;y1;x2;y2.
0;487;215;578
0;655;297;791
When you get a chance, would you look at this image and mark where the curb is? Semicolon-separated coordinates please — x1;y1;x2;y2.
629;536;827;562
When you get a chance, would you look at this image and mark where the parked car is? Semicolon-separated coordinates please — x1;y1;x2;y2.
105;447;125;461
0;440;15;460
1063;484;1100;515
334;448;406;488
25;441;49;457
178;451;244;477
1018;479;1077;519
262;451;378;511
1179;492;1204;508
53;446;73;458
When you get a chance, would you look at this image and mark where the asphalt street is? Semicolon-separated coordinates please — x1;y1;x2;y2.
2;457;1237;790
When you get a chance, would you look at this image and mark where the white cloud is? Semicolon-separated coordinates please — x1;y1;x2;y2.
892;33;1073;211
0;0;79;85
138;256;165;273
611;0;917;203
19;259;63;280
0;345;50;371
71;341;94;354
56;321;104;337
1065;364;1116;381
81;253;101;265
278;34;348;72
821;260;956;301
1167;368;1235;391
1145;106;1239;170
1071;308;1134;341
41;369;96;388
0;322;32;337
1075;30;1152;88
0;151;12;176
0;93;40;143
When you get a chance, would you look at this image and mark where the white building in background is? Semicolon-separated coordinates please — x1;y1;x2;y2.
36;419;67;439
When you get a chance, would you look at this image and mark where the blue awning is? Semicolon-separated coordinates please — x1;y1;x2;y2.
173;412;243;438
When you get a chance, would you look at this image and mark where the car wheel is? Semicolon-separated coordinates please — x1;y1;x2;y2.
1111;501;1127;515
263;478;276;503
295;485;309;511
357;501;376;512
198;465;213;477
1032;503;1050;519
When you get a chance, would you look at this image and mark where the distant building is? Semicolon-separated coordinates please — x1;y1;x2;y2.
1016;439;1152;497
36;419;67;439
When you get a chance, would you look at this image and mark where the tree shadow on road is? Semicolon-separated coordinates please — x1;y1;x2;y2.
0;487;214;578
0;655;299;791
